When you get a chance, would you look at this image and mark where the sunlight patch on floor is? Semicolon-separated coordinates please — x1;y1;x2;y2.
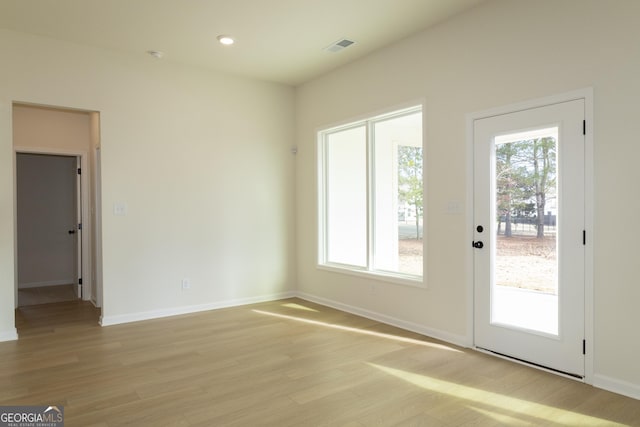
281;303;319;312
369;363;624;426
467;405;531;426
252;309;462;352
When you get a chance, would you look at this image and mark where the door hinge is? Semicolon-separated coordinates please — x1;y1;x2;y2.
583;120;586;135
583;339;586;355
77;168;82;175
79;278;83;285
583;230;586;245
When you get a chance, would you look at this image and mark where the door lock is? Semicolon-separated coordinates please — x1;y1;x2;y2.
472;241;484;249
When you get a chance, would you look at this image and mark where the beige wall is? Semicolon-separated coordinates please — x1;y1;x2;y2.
0;29;296;333
296;0;640;398
13;104;91;152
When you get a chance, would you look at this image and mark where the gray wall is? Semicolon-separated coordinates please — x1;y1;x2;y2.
17;154;77;288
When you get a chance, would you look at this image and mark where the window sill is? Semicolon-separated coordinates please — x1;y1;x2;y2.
317;263;426;289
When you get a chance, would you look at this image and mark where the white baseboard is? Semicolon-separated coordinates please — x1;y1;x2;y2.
593;374;640;401
0;328;18;342
99;291;296;327
18;280;74;289
295;291;470;348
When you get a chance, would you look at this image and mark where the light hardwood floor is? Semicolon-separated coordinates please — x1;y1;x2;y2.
3;298;639;426
17;284;78;306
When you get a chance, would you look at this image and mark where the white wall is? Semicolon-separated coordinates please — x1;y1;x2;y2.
0;100;15;341
296;0;640;398
0;29;295;332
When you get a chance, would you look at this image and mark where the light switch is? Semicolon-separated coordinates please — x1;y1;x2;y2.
446;200;462;215
113;202;128;216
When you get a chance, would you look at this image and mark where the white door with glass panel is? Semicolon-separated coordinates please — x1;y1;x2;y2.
473;99;585;378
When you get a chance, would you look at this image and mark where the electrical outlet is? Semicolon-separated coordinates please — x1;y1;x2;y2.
181;278;191;290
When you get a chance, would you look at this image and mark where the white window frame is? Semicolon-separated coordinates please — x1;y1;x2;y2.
317;105;425;287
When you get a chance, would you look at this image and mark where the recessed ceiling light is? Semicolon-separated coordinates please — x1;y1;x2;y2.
217;35;235;46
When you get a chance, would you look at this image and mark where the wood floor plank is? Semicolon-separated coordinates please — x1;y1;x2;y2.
0;298;638;426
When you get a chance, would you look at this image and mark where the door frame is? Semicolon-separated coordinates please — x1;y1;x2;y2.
465;88;594;383
13;146;92;306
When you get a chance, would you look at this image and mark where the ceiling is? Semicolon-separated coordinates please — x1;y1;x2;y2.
0;0;486;86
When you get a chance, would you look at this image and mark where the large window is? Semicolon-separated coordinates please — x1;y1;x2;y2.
318;106;423;281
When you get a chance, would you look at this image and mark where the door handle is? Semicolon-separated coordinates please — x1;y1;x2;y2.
472;241;484;249
68;230;76;234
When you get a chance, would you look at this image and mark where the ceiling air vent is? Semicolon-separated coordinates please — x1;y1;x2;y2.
324;38;356;53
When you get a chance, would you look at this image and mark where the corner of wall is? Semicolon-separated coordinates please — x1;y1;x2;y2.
99;291;297;327
296;291;471;348
0;328;18;342
593;374;640;401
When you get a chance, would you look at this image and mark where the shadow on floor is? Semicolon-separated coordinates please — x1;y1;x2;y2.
18;284;78;306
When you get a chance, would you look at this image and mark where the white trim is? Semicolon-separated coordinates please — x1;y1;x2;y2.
0;329;18;342
316;102;426;283
99;291;296;327
583;89;595;384
467;88;592;121
296;291;469;348
93;145;103;308
593;374;640;401
475;347;585;382
14;145;88;157
465;87;595;383
18;280;74;289
315;98;427;136
317;264;424;289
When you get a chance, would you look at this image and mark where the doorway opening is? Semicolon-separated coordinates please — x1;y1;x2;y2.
13;103;103;332
16;153;81;306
